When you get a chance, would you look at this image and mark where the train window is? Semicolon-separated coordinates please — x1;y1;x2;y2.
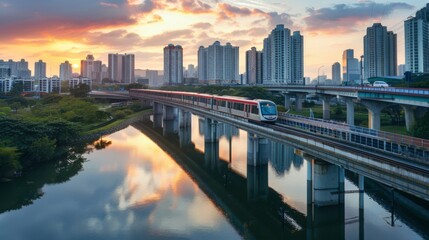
260;101;277;115
233;103;244;111
251;105;259;114
218;100;226;107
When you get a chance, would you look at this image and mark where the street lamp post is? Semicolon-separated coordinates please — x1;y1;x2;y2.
360;55;364;87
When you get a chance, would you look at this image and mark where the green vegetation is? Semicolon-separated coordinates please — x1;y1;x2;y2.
388;73;429;88
0;85;148;178
410;111;429;139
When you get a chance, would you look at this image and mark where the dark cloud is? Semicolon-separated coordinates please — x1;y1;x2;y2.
267;12;294;28
304;1;414;33
142;29;195;47
0;0;138;41
86;30;144;48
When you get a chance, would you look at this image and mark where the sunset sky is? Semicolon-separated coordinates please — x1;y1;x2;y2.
0;0;425;79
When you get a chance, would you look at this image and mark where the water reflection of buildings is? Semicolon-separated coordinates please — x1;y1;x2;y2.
142;106;429;240
268;142;303;176
198;118;240;139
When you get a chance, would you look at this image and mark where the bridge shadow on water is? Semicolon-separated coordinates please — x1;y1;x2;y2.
132;119;307;240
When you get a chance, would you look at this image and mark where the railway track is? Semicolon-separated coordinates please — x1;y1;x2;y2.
255;121;429;176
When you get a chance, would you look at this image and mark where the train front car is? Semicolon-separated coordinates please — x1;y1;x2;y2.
257;100;278;122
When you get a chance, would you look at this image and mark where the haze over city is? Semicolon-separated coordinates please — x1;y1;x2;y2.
0;0;424;78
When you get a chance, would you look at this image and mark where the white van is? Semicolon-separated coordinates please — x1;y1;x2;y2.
372;81;389;87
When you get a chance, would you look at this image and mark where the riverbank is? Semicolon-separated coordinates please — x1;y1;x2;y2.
78;109;153;143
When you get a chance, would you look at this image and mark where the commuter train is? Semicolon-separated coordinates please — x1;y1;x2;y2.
129;89;278;122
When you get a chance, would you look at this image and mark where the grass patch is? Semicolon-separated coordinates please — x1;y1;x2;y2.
84;110;150;135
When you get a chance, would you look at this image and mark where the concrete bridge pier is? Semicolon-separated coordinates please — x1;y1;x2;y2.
162;106;178;136
178;110;192;148
313;160;341;206
402;105;416;132
153;102;163;129
204;118;219;170
284;94;292;110
359;175;365;240
179;110;192;128
360;100;388;130
153;102;163;115
247;133;269;200
320;95;334;120
343;97;355;125
295;93;306;112
247;133;269;166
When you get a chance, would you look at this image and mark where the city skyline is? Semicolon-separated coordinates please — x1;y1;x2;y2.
0;0;425;79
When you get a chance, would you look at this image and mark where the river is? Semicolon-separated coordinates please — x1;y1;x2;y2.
0;114;427;240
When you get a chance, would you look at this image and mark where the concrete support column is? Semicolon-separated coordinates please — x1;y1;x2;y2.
284;94;292;110
359;175;365;240
204;118;219;170
247;133;269;166
360;100;387;130
402;105;416;131
153;102;163;115
321;95;334;120
295;93;306;112
163;105;176;121
178;110;191;128
313;160;340;206
338;168;345;204
204;118;218;143
359;175;364;210
344;98;355;125
178;110;192;147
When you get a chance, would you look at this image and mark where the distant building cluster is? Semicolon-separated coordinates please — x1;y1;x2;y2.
4;4;429;90
197;41;239;84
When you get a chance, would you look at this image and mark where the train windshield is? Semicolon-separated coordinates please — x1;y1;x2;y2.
260;101;277;115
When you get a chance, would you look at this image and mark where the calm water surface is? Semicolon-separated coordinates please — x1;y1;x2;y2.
0;114;427;240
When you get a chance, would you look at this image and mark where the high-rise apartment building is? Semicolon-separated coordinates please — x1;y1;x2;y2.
363;23;397;79
198;41;239;83
342;49;360;84
59;61;72;81
332;62;341;85
245;47;263;84
81;55;102;83
122;54;135;83
0;59;31;78
108;53;135;83
34;60;46;80
262;24;304;84
398;64;406;76
164;44;183;85
405;4;429;73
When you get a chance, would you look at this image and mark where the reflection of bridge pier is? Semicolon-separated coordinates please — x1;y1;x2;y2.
247;133;269;201
178;110;192;147
153;102;163;128
304;155;345;239
204;118;219;170
163;106;178;136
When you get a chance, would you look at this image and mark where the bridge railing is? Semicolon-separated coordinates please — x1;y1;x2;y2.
278;112;429;161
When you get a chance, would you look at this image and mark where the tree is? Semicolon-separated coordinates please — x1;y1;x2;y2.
410;112;429;139
10;102;21;113
70;83;91;98
9;82;23;96
126;83;146;90
0;147;21;177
